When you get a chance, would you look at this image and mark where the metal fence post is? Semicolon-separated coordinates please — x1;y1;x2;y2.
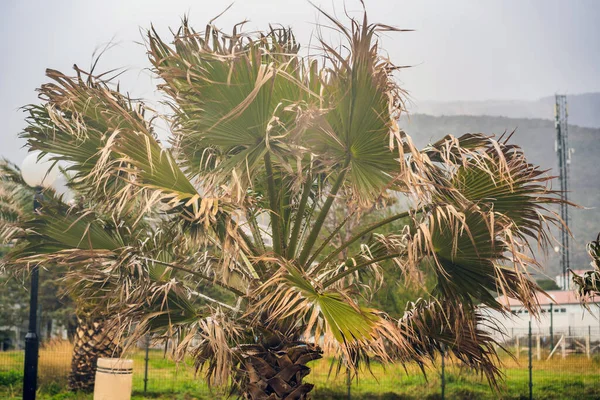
441;345;446;400
144;335;150;393
23;265;40;400
528;320;533;400
550;303;554;349
346;367;351;400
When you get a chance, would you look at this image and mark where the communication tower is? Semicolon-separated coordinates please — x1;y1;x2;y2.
555;94;571;290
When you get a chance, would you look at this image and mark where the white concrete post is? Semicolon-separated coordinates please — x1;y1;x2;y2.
586;334;591;359
93;358;133;400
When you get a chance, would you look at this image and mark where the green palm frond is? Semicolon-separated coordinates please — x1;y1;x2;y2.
0;159;28;186
7;209;230;347
22;68;219;223
250;265;390;364
421;205;539;312
6;200;124;261
302;10;410;204
148;21;310;193
446;134;563;244
572;234;600;300
397;133;562;316
0;160;34;241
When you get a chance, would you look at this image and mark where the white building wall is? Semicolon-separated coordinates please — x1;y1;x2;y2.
481;303;600;339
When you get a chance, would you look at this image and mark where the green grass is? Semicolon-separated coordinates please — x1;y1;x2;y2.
305;355;600;400
1;345;599;399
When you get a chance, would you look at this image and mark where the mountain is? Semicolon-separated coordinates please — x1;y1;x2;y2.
400;114;600;276
411;93;600;129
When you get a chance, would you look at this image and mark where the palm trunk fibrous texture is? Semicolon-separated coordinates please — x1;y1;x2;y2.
68;318;122;392
240;342;323;400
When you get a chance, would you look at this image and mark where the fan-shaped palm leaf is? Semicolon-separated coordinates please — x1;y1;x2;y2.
5;6;571;399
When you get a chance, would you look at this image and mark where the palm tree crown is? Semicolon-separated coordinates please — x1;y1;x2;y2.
3;8;566;398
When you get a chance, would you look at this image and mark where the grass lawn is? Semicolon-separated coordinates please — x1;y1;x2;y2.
1;342;599;399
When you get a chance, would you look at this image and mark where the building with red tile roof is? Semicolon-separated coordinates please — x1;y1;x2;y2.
480;290;600;338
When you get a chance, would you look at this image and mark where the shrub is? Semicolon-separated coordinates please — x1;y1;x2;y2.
0;370;22;386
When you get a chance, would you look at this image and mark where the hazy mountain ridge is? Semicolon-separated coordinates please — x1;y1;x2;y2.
400;113;599;275
411;93;600;129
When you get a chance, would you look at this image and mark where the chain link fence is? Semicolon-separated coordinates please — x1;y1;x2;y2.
1;326;600;399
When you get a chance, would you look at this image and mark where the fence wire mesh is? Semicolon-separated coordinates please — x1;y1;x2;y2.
1;328;600;399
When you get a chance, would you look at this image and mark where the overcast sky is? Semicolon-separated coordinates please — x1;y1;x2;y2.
1;0;599;163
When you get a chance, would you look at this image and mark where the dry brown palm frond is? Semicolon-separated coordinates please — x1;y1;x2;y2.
572;234;600;307
399;299;505;388
189;311;245;387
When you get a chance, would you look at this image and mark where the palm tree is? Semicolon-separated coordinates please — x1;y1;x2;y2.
6;9;566;399
0;160;123;392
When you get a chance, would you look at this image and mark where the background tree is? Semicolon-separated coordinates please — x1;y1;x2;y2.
0;252;28;350
536;278;560;291
5;8;567;399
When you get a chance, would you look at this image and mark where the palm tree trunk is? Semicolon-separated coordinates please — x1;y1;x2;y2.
68;318;122;392
240;341;323;400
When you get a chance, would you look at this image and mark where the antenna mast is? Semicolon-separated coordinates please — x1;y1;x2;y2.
555;94;571;290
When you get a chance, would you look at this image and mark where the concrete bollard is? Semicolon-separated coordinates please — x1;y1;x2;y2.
93;358;134;400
